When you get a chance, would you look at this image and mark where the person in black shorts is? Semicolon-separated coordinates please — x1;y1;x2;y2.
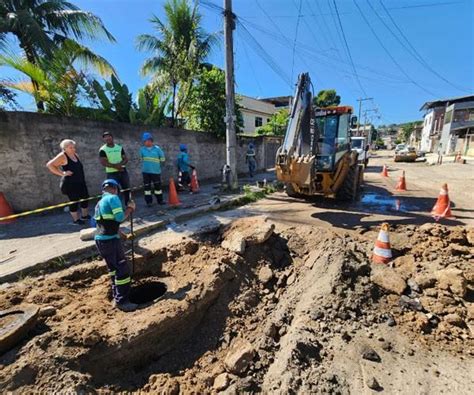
47;139;90;225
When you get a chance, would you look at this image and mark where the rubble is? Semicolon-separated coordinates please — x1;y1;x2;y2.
224;339;255;375
371;265;406;295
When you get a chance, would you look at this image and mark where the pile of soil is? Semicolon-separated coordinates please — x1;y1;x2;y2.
0;219;472;393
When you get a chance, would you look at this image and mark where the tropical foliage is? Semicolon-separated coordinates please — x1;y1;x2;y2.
256;108;289;136
314;89;341;108
136;0;217;127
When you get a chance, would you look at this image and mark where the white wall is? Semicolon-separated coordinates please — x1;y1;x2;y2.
239;95;276;134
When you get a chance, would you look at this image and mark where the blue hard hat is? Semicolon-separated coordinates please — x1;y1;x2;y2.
142;132;153;142
179;144;187;151
249;143;255;149
102;179;120;190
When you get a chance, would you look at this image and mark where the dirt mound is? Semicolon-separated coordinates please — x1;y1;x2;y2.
0;221;472;393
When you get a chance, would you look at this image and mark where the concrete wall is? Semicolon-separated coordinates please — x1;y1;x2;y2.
0;112;281;212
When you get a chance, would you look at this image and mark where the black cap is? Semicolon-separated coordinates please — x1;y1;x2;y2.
102;131;112;137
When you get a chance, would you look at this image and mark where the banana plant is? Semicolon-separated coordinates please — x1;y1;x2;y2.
131;85;169;126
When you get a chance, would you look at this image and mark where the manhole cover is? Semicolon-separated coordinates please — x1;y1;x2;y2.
0;306;39;354
129;281;167;305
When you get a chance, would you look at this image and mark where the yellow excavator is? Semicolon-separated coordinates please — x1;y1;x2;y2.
276;72;364;200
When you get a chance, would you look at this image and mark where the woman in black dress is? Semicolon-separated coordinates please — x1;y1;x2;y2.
47;139;90;225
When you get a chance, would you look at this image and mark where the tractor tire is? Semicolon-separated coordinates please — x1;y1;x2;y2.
286;183;303;198
336;164;360;201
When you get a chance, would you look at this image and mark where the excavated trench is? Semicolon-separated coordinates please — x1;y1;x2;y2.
1;219;472;393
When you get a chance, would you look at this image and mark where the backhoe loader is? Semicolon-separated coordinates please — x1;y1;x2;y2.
276;73;363;200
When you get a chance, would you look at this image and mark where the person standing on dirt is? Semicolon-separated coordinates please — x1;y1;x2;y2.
140;132;166;207
246;143;257;178
177;144;194;192
94;179;137;312
99;131;130;206
47;139;90;225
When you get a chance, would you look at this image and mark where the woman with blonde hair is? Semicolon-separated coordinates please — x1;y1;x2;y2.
47;139;90;225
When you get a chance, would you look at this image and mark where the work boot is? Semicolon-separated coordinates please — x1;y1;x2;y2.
114;301;138;312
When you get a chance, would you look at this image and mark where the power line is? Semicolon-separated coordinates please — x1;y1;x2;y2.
238;30;264;96
331;0;367;96
376;0;470;93
352;0;437;97
291;0;303;87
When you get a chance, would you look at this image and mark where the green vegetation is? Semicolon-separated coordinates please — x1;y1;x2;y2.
241;183;276;204
256;108;289;136
313;89;341;108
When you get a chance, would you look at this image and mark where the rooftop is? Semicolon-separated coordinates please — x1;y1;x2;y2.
420;94;474;111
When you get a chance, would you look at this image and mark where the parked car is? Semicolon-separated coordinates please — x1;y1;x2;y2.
394;143;406;154
394;146;417;162
351;137;370;166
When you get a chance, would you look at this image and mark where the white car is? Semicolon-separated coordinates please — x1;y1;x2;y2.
351;137;369;166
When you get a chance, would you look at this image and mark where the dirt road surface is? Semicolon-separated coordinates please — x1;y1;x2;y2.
0;154;472;393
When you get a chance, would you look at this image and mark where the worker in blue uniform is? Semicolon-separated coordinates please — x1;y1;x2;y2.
177;144;194;192
140;132;166;206
94;179;137;312
246;143;257;178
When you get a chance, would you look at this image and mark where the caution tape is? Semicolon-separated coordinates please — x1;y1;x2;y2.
0;184;145;222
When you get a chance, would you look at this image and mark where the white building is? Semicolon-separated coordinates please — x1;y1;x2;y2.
239;95;291;135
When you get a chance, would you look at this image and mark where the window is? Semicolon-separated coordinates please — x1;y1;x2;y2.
444;110;453;124
267;118;271;123
255;117;263;127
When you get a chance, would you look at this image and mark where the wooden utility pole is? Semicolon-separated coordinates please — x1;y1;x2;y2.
224;0;238;189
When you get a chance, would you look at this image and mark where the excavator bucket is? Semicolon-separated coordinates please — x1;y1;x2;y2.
276;155;315;187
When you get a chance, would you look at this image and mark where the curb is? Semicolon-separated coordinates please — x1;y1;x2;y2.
0;195;244;284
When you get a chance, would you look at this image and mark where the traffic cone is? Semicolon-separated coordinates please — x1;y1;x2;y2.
395;171;407;191
381;165;389;177
168;178;181;206
0;192;15;225
431;183;453;221
372;223;392;264
190;169;200;193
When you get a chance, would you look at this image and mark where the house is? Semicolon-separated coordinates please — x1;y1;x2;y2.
350;124;375;145
239;95;291;135
408;124;423;150
420;95;474;155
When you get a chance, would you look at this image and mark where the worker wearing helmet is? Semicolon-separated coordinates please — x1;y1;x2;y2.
94;179;137;312
177;144;194;192
140;132;166;207
246;142;257;178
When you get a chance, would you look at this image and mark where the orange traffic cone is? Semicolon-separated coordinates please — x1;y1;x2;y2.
0;192;15;225
372;223;392;264
431;183;453;221
168;178;181;206
190;169;200;193
381;165;389;177
395;171;407;191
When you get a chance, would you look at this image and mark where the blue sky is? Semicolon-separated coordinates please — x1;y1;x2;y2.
2;0;474;125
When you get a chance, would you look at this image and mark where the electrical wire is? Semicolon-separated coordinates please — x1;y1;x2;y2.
238;30;264;97
376;0;470;93
352;0;437;97
331;0;367;96
291;0;303;87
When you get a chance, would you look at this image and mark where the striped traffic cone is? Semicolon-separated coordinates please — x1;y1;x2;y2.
381;165;389;177
395;171;407;191
372;223;392;264
190;169;200;193
431;183;453;221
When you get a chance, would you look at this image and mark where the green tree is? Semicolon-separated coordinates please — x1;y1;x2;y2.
256;108;289;136
185;66;242;137
401;122;415;142
313;89;341;107
1;40;114;116
136;0;216;127
0;0;115;110
0;84;18;110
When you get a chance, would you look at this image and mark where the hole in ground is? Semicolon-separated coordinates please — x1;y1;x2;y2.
130;281;167;305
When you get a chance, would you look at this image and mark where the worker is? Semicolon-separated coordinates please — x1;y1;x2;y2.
140;132;166;207
177;144;194;192
246;143;257;178
99;131;130;205
94;179;137;312
46;139;90;225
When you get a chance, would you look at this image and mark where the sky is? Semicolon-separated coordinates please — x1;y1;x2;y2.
2;0;474;125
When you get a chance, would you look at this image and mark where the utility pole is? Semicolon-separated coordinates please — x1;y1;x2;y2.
224;0;238;190
357;97;373;136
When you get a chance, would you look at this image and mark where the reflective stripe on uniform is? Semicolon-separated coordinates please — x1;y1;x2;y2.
115;277;131;286
112;207;123;214
109;270;116;276
99;213;115;220
154;190;162;195
143;157;162;163
373;246;392;258
144;191;152;195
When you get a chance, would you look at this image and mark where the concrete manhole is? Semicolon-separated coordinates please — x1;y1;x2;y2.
0;306;39;354
130;281;167;305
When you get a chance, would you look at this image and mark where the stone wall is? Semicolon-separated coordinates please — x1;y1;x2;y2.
0;112;281;212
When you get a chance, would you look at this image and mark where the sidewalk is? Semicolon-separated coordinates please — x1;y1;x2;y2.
0;171;275;283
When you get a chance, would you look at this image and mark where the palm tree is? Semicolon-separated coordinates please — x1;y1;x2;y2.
0;39;115;116
0;0;115;109
136;0;216;127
